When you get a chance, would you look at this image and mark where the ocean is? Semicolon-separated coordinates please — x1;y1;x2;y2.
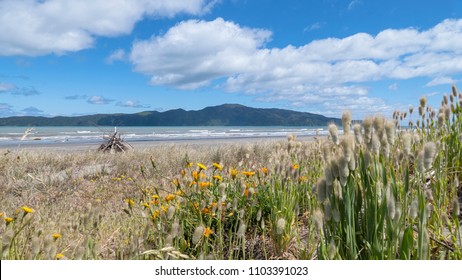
0;126;329;148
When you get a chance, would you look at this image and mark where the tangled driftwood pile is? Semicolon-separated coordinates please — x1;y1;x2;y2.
98;129;133;153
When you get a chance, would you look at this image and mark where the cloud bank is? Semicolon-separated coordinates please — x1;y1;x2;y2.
0;0;216;56
130;18;462;115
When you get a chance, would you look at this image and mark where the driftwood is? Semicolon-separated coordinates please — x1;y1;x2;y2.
98;129;133;153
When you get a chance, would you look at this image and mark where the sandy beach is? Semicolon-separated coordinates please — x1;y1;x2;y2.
0;135;318;152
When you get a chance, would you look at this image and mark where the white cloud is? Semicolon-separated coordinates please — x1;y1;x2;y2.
87;95;114;105
425;76;456;87
129;18;462;116
130;18;272;90
388;83;398;91
116;99;150;108
0;0;217;56
0;82;16;92
348;0;361;10
105;49;126;64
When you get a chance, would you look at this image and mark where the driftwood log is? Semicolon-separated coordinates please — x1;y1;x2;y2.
98;130;133;153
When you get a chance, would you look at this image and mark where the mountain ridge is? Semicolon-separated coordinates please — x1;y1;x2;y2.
0;104;341;126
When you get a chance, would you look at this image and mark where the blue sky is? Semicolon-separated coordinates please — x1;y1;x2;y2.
0;0;461;119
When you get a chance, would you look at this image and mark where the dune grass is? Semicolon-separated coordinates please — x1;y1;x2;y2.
1;85;461;260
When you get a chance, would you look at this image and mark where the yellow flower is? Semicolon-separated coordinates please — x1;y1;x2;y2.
192;171;200;181
260;167;269;175
152;195;160;199
164;194;176;202
230;169;239;179
213;162;223;170
151;210;160;220
242;171;256;177
298;176;308;183
199;181;211;189
175;190;184;196
213;175;223;181
203;227;213;238
171;179;180;187
197;163;207;171
161;204;169;212
52;233;62;240
142;202;150;208
56;253;65;260
0;212;2;217
125;198;135;208
201;207;211;215
186;161;193;168
4;217;13;224
292;164;299;170
21;206;34;213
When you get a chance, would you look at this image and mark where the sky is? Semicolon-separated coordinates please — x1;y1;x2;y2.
0;0;461;119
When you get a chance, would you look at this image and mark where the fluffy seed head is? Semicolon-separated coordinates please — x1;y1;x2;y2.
410;200;419;219
403;133;412;156
363;116;373;143
371;134;380;156
328;239;336;259
316;177;327;203
452;84;458;97
384;120;395;146
423;142;437;170
341;111;352;135
313;209;324;231
381;134;389;159
386;186;396;220
438;112;445;128
328;123;339;145
373;115;385;139
419;96;427;108
341;135;355;162
276;218;286;235
192;225;204;244
352;123;363;146
417;150;425;173
445;106;451;121
452;197;460;217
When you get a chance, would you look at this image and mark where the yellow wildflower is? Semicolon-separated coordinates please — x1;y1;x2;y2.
164;194;176;202
201;207;211;215
56;253;65;260
152;195;160;199
298;176;308;183
213;162;223;170
52;233;62;240
181;169;186;177
21;206;34;213
125;199;135;206
0;212;3;217
175;190;184;196
4;217;13;224
192;171;200;181
203;227;213;238
186;161;193;168
292;164;299;170
142;202;150;208
230;169;239;179
242;171;256;177
161;204;168;212
197;163;207;171
172;179;180;187
213;175;223;181
151;210;160;220
189;181;197;187
260;167;269;175
199;181;211;189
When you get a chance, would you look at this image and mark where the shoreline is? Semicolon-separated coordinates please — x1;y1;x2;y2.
0;135;319;152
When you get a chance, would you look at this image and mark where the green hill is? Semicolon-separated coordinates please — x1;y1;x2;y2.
0;104;340;126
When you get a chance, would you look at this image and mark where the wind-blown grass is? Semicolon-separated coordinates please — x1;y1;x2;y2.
1;85;461;260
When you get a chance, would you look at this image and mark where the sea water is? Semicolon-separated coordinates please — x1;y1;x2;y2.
0;126;329;148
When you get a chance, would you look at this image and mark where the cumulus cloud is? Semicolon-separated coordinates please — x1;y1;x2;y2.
0;0;217;56
130;18;272;89
129;18;462;116
0;83;41;96
87;95;114;105
116;99;150;108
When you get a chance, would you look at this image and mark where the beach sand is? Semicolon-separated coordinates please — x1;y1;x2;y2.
0;135;318;152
